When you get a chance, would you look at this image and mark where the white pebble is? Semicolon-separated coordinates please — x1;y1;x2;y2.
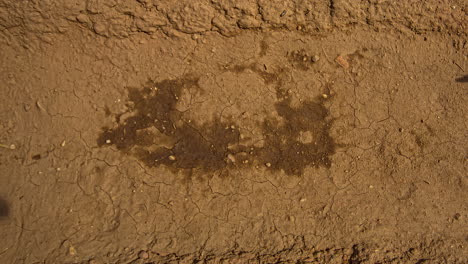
227;154;236;163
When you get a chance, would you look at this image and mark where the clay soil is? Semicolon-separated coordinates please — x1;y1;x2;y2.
0;1;467;264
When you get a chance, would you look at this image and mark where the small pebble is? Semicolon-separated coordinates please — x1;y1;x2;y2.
93;23;106;34
227;154;236;163
58;26;68;33
69;246;77;256
76;14;89;23
9;144;16;150
311;55;320;62
105;139;111;144
265;162;271;168
168;155;176;161
322;94;328;99
138;250;149;259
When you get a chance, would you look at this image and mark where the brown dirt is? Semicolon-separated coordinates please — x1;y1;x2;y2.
0;1;467;263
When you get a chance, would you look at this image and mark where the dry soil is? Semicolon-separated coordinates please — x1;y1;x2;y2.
0;1;467;264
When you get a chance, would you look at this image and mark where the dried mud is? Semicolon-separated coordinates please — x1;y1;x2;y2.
0;0;467;264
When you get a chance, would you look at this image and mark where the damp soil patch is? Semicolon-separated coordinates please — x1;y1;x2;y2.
97;68;336;176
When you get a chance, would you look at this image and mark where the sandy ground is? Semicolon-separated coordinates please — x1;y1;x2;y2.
0;1;467;263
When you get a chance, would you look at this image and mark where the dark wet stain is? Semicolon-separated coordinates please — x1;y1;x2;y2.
228;63;281;85
455;75;468;83
0;198;9;217
104;106;112;116
98;78;240;173
260;95;335;174
32;154;41;160
259;40;269;57
414;135;424;148
98;66;336;176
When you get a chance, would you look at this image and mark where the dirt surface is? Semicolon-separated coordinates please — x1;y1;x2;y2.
0;1;467;263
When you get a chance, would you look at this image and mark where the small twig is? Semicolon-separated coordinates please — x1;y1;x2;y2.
321;47;332;64
453;61;464;72
36;101;46;112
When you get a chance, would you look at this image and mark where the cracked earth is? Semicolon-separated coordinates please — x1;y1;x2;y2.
0;0;467;264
